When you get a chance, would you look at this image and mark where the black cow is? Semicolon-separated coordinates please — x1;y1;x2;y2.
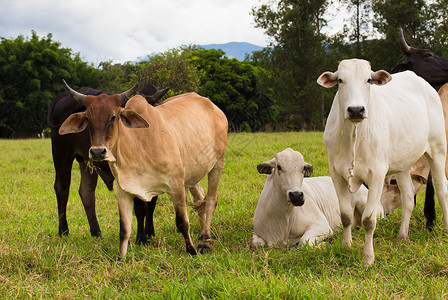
47;83;168;244
392;28;448;87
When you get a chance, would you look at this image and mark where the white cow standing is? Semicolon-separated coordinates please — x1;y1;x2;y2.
252;148;380;248
318;59;448;265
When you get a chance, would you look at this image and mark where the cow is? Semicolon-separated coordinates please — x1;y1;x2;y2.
317;58;448;265
252;148;383;248
381;83;448;230
58;79;228;258
47;82;168;244
383;28;448;230
392;28;448;86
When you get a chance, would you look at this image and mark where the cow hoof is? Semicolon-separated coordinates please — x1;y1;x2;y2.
135;236;148;246
397;234;408;241
198;245;212;254
91;231;102;238
363;255;375;266
186;245;197;256
58;230;70;237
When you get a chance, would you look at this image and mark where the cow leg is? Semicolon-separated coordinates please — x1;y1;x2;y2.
396;170;415;240
134;196;157;245
51;138;74;237
425;153;448;234
117;185;134;259
53;162;72;236
171;189;197;255
189;183;206;238
197;162;223;254
330;173;353;246
424;172;436;231
78;160;102;237
145;196;157;239
299;225;333;247
361;175;384;266
134;197;147;245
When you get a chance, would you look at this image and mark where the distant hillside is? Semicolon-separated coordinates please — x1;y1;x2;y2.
201;42;265;61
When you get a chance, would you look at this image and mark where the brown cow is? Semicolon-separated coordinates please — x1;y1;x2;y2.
59;80;228;258
47;83;168;242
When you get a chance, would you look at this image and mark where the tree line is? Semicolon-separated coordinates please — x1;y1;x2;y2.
1;0;447;138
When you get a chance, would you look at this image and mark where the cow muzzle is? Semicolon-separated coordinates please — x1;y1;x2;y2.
89;147;109;161
289;191;304;206
347;106;365;122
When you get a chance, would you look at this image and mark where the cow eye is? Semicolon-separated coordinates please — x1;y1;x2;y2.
423;52;434;58
109;115;116;123
367;78;372;84
390;179;397;185
277;165;283;171
338;79;343;84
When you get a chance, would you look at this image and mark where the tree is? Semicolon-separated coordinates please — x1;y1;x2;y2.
187;48;275;131
427;0;448;58
0;31;99;137
339;0;373;58
132;46;201;97
252;0;330;130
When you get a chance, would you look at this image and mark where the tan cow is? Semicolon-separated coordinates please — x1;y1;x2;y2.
59;80;228;258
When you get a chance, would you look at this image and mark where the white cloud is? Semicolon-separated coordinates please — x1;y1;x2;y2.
0;0;268;64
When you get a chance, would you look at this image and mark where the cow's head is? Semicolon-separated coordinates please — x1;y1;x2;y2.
58;79;149;162
380;173;427;215
257;148;313;206
317;59;392;123
392;28;448;86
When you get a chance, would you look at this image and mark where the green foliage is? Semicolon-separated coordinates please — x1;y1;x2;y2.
252;0;330;131
187;48;276;131
0;31;100;137
2;1;448;135
1;134;448;298
251;0;448;130
133;46;201;97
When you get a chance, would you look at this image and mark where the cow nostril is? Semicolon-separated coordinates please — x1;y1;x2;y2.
347;106;365;119
289;191;304;206
90;147;107;160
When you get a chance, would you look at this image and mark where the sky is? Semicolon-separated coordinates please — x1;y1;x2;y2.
0;0;274;65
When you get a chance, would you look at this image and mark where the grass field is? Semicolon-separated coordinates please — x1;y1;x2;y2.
1;132;447;298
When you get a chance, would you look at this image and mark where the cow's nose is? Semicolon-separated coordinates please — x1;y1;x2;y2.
347;106;365;120
89;147;107;161
289;191;304;206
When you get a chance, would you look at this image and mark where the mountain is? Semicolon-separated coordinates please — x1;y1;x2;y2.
135;42;265;62
200;42;265;61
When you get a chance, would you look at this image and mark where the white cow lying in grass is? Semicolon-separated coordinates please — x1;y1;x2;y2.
252;148;383;248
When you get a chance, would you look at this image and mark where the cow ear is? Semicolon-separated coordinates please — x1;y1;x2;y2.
371;70;392;85
303;163;313;177
257;159;276;174
59;112;88;135
411;174;427;185
119;110;149;128
317;71;338;88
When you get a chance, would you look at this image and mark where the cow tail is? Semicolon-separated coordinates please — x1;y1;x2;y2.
424;171;436;231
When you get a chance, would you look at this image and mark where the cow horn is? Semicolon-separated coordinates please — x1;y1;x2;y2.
62;79;87;104
119;77;141;105
399;28;412;55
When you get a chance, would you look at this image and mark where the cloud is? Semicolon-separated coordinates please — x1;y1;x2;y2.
0;0;268;64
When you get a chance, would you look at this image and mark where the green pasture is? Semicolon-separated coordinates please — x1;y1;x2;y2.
0;132;447;298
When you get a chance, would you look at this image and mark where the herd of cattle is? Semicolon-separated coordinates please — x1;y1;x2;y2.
46;29;448;265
